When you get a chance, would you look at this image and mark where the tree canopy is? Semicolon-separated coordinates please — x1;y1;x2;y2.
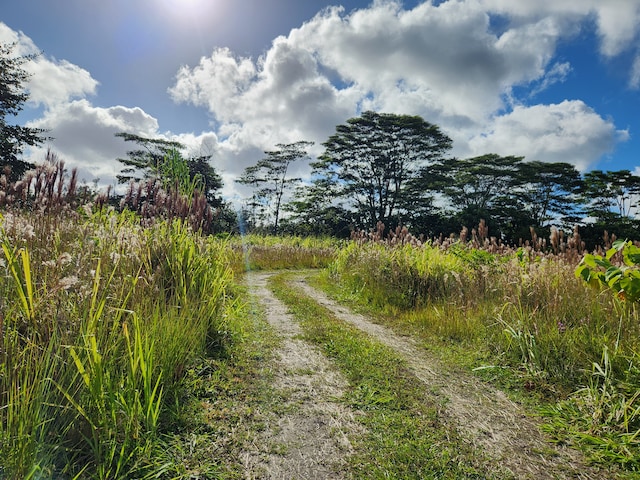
0;42;47;180
311;111;452;230
517;161;582;227
581;169;640;221
115;132;183;184
237;141;313;234
115;132;223;207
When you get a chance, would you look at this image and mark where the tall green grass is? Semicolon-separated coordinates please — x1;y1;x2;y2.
0;208;241;478
228;233;341;272
326;237;640;470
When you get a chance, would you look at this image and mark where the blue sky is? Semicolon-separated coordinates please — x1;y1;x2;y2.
1;0;639;201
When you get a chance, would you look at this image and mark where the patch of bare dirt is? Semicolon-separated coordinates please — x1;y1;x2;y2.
241;272;362;480
290;275;612;480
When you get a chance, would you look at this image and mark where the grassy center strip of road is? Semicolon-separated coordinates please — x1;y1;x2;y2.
268;271;493;479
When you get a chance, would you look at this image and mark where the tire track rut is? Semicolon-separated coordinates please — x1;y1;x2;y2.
241;272;361;480
242;271;612;479
290;275;610;480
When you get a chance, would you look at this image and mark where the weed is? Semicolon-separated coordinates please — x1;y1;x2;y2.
0;208;240;477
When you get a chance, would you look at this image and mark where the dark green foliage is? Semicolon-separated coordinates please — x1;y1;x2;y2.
581;170;640;220
430;154;524;214
577;170;640;249
426;154;525;241
115;132;224;209
115;132;183;184
312;111;452;231
187;155;224;207
283;178;354;237
517;161;583;228
0;42;47;180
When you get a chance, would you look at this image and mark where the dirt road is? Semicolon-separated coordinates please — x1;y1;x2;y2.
242;271;610;479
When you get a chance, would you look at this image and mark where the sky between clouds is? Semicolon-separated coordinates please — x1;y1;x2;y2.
1;0;639;203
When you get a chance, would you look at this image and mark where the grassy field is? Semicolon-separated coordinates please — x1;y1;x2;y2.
1;202;639;477
321;234;640;472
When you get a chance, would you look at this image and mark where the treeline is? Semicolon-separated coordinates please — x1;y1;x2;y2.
2;113;638;251
238;111;639;249
1;43;638;249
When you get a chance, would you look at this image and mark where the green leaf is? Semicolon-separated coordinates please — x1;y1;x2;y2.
604;266;622;284
595;257;613;269
575;264;591;281
581;254;600;269
606;246;619;260
612;239;628;251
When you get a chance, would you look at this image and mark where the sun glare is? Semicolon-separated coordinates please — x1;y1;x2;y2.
158;0;216;21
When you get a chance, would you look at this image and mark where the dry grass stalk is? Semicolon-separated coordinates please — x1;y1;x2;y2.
349;218;614;265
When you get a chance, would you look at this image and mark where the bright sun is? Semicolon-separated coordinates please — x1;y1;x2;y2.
158;0;215;21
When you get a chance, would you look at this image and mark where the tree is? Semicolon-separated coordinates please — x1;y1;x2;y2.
187;156;224;208
312;111;452;230
284;178;354;237
581;170;640;221
116;132;224;208
516;161;583;228
427;154;524;240
0;42;47;180
237;141;313;234
578;169;640;248
432;154;523;214
115;132;183;184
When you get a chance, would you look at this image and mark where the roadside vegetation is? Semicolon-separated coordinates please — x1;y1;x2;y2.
2;39;640;477
318;225;640;473
227;233;341;272
0;204;246;478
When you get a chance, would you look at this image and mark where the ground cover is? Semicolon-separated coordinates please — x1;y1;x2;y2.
2;208;638;477
323;235;640;474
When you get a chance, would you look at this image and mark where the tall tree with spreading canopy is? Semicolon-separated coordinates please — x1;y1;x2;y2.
427;154;525;240
581;169;640;221
237;141;313;234
115;132;224;207
516;161;583;228
578;169;640;247
431;154;524;215
312;111;452;230
0;42;47;180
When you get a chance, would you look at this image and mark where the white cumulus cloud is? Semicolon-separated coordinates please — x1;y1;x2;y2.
169;0;633;180
26;101;229;193
0;23;98;108
27;100;162;187
5;1;640;203
466;100;628;171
